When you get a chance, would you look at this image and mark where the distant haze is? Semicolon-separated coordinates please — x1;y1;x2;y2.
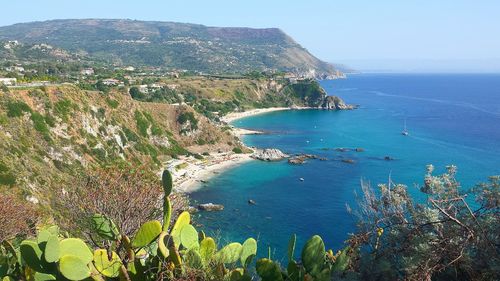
335;59;500;73
1;0;499;73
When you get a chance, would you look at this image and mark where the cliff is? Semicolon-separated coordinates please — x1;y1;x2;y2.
0;85;235;204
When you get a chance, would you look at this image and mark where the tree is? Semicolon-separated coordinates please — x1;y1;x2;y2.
129;86;144;99
349;165;500;281
53;165;188;241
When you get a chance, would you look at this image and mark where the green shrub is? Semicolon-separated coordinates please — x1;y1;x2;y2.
54;99;75;121
105;98;119;109
30;112;50;139
0;172;16;186
122;126;139;142
92;148;107;162
0;114;7;125
6;101;32;117
44;114;56;127
232;147;243;154
134;111;150;137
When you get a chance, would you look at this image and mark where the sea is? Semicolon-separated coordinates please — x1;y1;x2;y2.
190;73;500;262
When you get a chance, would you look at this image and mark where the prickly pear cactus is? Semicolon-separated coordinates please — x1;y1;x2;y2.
93;249;122;278
59;238;93;263
162;170;173;196
287;234;296;262
43;235;60;263
199;237;217;264
91;214;120;241
301;235;327;277
256;258;284;281
132;220;162;248
216;242;243;264
58;255;91;280
240;238;257;268
170;211;190;247
179;224;199;250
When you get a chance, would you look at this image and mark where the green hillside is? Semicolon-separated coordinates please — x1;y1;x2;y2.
0;19;338;76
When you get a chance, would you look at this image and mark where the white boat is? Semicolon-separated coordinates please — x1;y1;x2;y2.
402;119;409;136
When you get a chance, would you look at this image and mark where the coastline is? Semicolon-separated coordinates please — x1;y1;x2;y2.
171;106;311;193
221;107;291;123
170;152;254;193
171;107;299;193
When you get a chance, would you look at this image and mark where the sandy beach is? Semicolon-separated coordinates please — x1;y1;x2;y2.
169;152;254;193
221;107;291;123
170;107;310;193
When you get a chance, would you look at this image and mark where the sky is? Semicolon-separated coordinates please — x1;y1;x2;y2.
2;0;500;72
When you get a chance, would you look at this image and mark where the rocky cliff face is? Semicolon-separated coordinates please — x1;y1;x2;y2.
321;96;356;110
252;148;289;161
0;85;235;205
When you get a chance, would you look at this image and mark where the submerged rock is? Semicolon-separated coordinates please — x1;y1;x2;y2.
252;148;289;161
288;154;318;165
197;203;224;211
289;157;305;164
342;159;355;164
248;199;257;205
355;148;365;152
335;147;350;152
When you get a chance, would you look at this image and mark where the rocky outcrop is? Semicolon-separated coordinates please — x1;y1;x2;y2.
197;203;224;211
288;154;318;165
321;96;356;110
252;148;289;161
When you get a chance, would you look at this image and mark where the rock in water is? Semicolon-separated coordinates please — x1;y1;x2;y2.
252;148;289;161
321;96;356;110
248;199;256;205
288;154;318;165
197;203;224;211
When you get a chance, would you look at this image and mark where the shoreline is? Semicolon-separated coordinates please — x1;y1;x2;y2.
170;152;254;193
221;106;312;123
171;106;309;193
221;107;291;123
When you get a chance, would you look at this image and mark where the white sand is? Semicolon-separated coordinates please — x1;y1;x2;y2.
170;107;312;193
221;107;290;123
169;152;254;193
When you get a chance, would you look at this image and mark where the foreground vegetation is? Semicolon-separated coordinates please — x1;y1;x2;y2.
0;169;350;280
0;165;498;280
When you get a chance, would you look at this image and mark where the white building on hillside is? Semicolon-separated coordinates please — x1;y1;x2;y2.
80;68;95;75
0;78;17;86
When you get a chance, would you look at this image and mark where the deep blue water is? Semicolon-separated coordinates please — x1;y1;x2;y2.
190;74;500;262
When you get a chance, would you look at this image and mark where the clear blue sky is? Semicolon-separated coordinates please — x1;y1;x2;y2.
2;0;500;72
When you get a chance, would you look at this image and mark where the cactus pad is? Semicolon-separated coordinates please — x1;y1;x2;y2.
132;220;162;248
59;238;93;264
180;224;199;250
59;255;91;280
93;249;122;278
240;238;257;268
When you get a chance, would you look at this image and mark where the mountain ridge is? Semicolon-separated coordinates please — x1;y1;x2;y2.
0;19;339;77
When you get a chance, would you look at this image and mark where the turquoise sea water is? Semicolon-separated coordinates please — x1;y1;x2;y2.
190;74;500;262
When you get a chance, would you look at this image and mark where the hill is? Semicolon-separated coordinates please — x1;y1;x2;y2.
0;19;338;77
